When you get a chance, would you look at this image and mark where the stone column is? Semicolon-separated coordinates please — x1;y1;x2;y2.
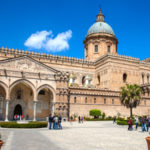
33;101;37;121
5;100;9;122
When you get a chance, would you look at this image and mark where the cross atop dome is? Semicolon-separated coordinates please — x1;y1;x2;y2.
96;9;105;22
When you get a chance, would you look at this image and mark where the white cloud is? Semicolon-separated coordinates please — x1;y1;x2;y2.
24;30;52;49
24;30;72;52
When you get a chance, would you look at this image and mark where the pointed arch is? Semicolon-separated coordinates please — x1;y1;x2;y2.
36;84;56;102
0;81;8;99
9;79;36;100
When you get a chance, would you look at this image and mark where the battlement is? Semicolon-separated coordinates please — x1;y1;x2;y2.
95;52;140;64
0;47;95;65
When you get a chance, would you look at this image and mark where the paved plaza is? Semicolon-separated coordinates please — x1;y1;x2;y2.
1;121;149;150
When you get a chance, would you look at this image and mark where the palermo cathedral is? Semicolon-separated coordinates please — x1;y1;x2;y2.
0;10;149;121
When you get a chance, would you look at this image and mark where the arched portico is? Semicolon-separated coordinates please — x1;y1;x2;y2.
2;79;56;121
0;81;8;99
9;79;36;100
36;84;55;120
0;82;7;120
37;84;55;102
8;79;36;120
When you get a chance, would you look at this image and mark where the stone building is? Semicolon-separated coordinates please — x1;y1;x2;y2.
0;9;150;121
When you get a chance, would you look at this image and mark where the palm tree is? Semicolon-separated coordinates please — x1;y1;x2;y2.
120;84;142;118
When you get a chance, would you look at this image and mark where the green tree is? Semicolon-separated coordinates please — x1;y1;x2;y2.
102;112;106;119
89;109;101;118
120;84;142;118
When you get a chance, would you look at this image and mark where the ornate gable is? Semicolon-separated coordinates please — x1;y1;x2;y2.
0;56;60;74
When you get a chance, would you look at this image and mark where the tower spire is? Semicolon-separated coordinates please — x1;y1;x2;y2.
96;9;105;22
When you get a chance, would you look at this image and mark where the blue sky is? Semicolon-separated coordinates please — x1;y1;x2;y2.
0;0;150;60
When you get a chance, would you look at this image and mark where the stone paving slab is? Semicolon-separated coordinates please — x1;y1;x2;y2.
1;128;63;150
0;121;149;150
41;121;148;150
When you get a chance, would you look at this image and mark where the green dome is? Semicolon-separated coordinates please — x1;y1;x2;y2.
87;22;115;37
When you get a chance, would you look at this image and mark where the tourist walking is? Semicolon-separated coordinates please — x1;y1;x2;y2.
48;114;53;130
70;116;73;125
22;114;24;120
128;118;133;131
78;116;81;123
135;116;139;130
81;116;84;123
17;115;20;120
53;115;59;129
148;117;150;129
141;117;146;132
14;115;17;121
58;115;62;129
113;116;116;124
146;117;149;132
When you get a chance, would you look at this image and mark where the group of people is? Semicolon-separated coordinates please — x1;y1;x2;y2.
128;116;150;132
14;114;24;121
78;116;84;123
69;116;84;123
48;114;62;130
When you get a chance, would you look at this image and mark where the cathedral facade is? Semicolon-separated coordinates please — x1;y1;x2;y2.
0;10;150;121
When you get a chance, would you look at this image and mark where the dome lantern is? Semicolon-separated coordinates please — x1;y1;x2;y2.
86;9;115;37
96;9;105;22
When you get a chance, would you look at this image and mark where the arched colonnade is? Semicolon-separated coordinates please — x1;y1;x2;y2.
0;79;56;121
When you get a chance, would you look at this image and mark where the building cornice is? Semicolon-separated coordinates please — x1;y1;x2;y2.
83;33;118;45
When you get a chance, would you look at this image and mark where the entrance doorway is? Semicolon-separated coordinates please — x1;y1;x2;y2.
14;104;22;116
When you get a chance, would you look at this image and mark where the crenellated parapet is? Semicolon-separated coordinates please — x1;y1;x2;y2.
0;47;144;65
0;47;94;66
140;60;150;66
95;53;139;64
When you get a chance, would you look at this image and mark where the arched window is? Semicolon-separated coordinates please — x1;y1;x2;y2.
82;76;85;85
74;97;77;103
86;46;88;57
16;89;22;99
142;74;144;84
104;98;106;104
62;106;66;111
123;73;127;83
97;75;100;85
107;45;110;53
147;75;149;84
94;98;96;104
39;90;45;95
85;97;87;103
112;99;114;104
95;45;98;53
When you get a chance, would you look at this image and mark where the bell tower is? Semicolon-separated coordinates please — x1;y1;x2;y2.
83;9;118;61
